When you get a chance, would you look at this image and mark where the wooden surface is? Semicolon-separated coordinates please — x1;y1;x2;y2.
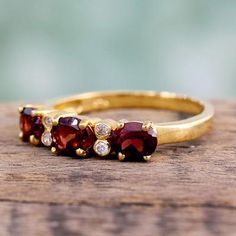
0;101;235;236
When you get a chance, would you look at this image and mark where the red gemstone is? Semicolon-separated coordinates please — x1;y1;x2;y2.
20;107;44;142
52;117;95;155
114;122;158;160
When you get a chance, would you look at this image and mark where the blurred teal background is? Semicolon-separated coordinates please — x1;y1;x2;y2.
0;0;235;101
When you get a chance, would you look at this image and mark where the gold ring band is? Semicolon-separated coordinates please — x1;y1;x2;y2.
19;91;214;161
53;91;214;145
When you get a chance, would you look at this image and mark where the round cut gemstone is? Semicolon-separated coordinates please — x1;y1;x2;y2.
43;116;53;130
52;117;95;155
114;122;158;160
41;132;52;146
20;107;44;142
93;140;111;156
95;122;111;138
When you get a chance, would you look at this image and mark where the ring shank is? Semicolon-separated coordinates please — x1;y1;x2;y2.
53;91;214;145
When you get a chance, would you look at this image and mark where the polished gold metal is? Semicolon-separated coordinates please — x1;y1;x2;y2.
76;148;87;157
143;155;151;161
53;91;214;145
79;120;90;130
118;152;126;161
51;147;57;154
18;106;24;113
142;121;153;132
29;135;40;146
117;121;125;129
19;131;24;140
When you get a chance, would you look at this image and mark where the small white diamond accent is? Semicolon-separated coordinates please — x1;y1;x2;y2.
95;122;111;138
43;116;53;129
94;140;110;156
41;132;52;146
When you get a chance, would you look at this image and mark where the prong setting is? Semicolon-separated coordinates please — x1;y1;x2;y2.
79;120;90;130
29;135;40;146
76;148;87;157
143;155;151;161
53;120;59;126
118;152;126;161
18;106;24;113
19;132;24;140
117;122;125;129
51;147;57;155
142;121;153;131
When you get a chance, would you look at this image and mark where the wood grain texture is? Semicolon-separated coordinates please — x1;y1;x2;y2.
0;101;235;236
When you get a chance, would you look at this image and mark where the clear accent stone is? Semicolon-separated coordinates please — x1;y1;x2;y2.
94;140;110;156
41;132;52;146
95;122;111;138
43;116;53;129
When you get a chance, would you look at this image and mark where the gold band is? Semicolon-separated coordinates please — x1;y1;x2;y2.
53;91;214;145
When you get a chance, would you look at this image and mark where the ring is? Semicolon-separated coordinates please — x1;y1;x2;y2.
18;91;214;161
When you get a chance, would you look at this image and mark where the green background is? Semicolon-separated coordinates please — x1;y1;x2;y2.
0;0;235;101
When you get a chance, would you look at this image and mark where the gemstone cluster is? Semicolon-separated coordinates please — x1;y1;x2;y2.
19;107;158;161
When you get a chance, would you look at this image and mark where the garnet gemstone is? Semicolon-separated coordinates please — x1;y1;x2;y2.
114;122;158;160
20;107;44;142
52;117;95;156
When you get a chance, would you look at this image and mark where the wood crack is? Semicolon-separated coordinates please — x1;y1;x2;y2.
0;198;235;211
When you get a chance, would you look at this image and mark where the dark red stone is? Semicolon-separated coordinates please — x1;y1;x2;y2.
19;107;44;142
52;117;95;156
113;122;158;160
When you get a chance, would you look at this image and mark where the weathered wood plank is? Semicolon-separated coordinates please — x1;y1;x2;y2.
0;101;235;236
0;202;235;236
